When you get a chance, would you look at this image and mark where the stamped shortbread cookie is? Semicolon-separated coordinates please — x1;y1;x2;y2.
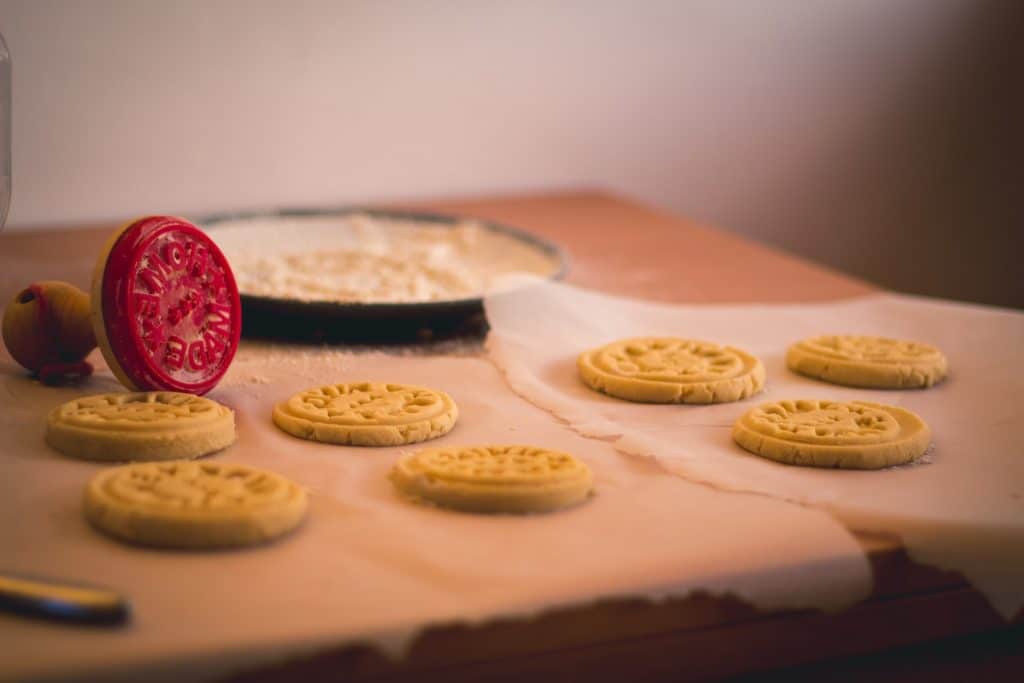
732;399;931;469
273;382;458;446
46;392;235;462
390;445;594;513
787;334;947;389
577;337;764;404
84;460;307;549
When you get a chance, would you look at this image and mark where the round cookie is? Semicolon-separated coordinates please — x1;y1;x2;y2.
578;337;765;404
273;382;458;447
390;445;594;513
84;460;307;549
46;392;235;462
786;334;947;389
732;399;931;469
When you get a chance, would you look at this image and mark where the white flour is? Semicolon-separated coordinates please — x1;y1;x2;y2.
205;213;562;303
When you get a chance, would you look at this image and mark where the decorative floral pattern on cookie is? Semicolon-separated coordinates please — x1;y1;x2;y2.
732;399;931;469
46;392;235;462
787;335;947;389
578;337;764;403
273;382;458;446
84;460;308;548
390;445;593;513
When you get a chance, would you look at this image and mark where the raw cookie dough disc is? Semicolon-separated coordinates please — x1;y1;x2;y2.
577;337;765;404
84;460;307;549
786;334;948;389
390;445;594;513
272;382;458;446
91;216;242;395
732;399;931;469
46;392;235;462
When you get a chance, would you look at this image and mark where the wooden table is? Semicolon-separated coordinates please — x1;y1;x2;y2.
1;191;1019;681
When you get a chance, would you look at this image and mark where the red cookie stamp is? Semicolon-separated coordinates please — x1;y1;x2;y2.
91;216;241;394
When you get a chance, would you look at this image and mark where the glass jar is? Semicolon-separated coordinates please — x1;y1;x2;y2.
0;32;9;230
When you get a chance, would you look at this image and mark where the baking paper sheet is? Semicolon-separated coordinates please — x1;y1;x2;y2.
0;344;869;682
484;281;1024;619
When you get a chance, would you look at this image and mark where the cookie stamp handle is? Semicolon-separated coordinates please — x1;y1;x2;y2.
1;281;96;383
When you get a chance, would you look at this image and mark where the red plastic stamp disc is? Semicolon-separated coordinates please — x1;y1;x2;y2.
91;216;242;395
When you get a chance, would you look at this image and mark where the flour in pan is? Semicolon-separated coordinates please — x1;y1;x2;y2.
206;214;561;304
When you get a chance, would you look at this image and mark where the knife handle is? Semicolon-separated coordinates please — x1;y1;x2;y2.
0;572;130;625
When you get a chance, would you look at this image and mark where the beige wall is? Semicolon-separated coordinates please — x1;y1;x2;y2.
2;0;1020;307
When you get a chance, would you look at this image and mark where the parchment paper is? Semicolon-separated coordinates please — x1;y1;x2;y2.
484;282;1024;619
0;344;870;682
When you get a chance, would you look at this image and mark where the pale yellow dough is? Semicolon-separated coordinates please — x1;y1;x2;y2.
577;337;765;404
273;381;458;446
46;392;236;462
787;334;948;389
733;399;931;469
84;460;308;549
390;445;594;513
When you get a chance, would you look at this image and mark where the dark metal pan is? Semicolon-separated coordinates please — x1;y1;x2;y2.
198;207;568;344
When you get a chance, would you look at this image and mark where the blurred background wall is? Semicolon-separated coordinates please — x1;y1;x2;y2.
1;0;1020;307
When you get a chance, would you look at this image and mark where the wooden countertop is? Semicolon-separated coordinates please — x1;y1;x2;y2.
0;191;1018;681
